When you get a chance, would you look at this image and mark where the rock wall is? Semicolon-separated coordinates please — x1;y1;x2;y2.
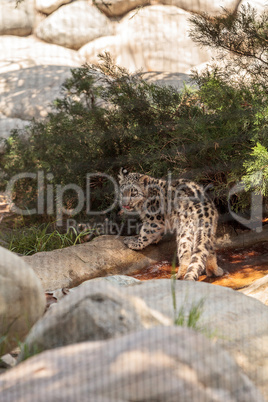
0;0;264;146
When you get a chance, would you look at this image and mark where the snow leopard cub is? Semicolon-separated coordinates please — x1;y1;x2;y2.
119;168;223;281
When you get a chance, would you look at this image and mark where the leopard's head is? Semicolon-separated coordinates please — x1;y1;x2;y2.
118;168;148;212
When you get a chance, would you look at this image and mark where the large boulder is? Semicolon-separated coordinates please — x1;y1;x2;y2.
0;65;77;120
95;0;150;17
0;327;264;401
139;71;191;91
0;35;82;142
115;5;213;73
239;0;268;14
36;0;72;15
17;277;268;398
159;0;241;15
22;235;177;291
0;36;82;73
0;0;35;36
18;280;169;360
79;35;133;68
239;274;268;305
0;246;46;356
79;35;192;88
36;1;113;50
121;279;268;398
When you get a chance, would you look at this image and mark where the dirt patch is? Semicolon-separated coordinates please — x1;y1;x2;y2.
130;242;268;290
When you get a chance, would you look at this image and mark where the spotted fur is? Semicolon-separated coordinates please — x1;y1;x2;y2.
118;168;224;281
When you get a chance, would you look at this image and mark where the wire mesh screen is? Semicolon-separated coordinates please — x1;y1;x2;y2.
0;0;268;401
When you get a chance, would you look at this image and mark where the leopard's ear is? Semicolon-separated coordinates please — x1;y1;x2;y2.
118;167;129;182
143;177;148;187
138;175;148;189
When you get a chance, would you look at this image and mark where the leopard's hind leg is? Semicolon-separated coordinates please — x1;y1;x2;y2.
206;251;224;277
183;230;223;280
176;229;193;280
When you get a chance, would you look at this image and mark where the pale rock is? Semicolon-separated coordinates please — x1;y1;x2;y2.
18;281;169;360
95;0;149;17
0;0;35;36
1;327;265;401
239;0;268;14
36;0;72;14
0;65;76;120
0;35;81;142
0;35;82;73
0;246;46;356
239;274;268;305
79;35;192;86
36;1;113;50
0;354;17;368
159;0;241;15
79;35;126;66
22;235;177;291
84;274;141;287
46;276;141;303
138;71;191;90
121;279;268;399
116;5;213;73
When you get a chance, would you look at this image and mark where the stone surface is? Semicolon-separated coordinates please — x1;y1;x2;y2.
0;0;35;36
239;0;267;14
119;279;268;399
159;0;241;15
0;354;17;369
18;280;169;360
1;327;265;401
79;35;126;66
79;34;192;88
0;246;46;356
239;274;268;305
36;1;113;50
86;274;141;287
116;5;213;73
0;36;82;73
36;0;72;14
0;65;76;120
22;235;177;291
138;71;191;91
0;35;83;140
95;0;149;17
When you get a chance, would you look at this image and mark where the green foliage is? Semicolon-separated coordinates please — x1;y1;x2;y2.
0;334;8;358
174;298;205;330
242;143;268;195
18;342;43;362
0;224;92;255
189;4;268;85
171;261;205;331
189;4;268;205
1;54;266;215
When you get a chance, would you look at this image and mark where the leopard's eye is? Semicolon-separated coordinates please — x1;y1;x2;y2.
130;188;138;197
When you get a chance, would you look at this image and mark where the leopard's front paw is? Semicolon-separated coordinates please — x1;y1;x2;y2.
123;236;142;250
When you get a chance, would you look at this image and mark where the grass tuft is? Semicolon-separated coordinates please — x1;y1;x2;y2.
0;223;93;255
